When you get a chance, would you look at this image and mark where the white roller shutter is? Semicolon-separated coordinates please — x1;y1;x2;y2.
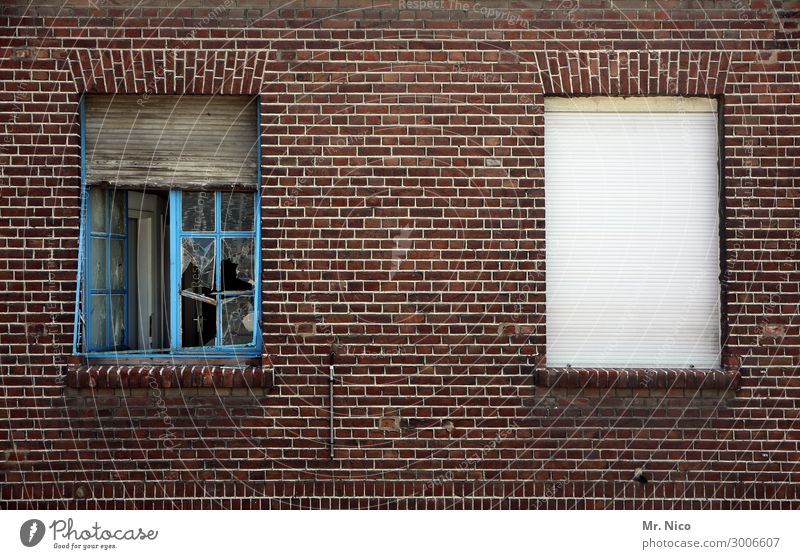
85;95;258;190
544;97;721;368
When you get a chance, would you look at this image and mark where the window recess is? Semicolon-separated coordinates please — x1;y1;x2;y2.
74;95;261;358
544;96;721;369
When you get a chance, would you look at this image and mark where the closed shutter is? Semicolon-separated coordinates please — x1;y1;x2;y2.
544;97;721;368
85;95;257;190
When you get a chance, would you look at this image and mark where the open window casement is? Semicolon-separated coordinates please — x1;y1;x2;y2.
544;97;721;369
75;95;261;357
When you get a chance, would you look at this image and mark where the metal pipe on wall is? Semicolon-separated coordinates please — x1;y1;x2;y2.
328;350;335;459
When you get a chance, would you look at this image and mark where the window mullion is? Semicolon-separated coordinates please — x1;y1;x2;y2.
169;191;181;350
215;192;222;346
122;192;128;349
105;191;112;350
84;189;92;351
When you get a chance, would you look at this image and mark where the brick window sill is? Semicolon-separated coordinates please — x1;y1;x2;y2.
65;364;274;390
534;367;740;390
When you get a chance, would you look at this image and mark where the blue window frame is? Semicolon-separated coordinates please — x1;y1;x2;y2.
76;189;261;357
170;191;261;353
85;189;128;351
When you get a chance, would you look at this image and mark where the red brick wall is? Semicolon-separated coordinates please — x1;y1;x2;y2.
1;0;798;509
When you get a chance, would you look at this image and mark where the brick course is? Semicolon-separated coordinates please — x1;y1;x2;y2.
0;0;798;509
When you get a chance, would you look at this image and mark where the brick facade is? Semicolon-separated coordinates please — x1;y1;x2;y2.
1;0;798;508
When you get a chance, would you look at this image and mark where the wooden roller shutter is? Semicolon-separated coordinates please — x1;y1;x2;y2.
85;95;258;190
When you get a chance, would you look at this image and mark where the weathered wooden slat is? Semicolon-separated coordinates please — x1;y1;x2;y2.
85;95;258;189
90;181;256;192
88;161;257;172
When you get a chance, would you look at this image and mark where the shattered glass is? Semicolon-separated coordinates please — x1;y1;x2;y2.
110;239;124;289
181;237;215;291
221;237;254;289
169;191;259;348
221;192;254;231
90;189;106;233
221;295;254;345
90;237;106;289
182;191;215;231
90;294;107;349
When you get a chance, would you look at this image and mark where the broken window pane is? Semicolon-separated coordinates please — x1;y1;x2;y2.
90;237;106;289
110;294;124;347
110;190;125;234
181;295;216;347
221;192;254;231
110;239;125;290
90;189;106;233
90;294;107;349
221;237;254;290
182;191;215;232
221;295;254;345
181;237;215;292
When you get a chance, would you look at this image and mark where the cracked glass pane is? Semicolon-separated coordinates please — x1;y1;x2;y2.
111;294;124;347
181;237;215;292
182;191;215;232
221;237;254;290
110;239;124;290
110;190;125;234
221;295;254;345
90;189;106;233
90;294;107;349
90;237;106;289
221;192;254;231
